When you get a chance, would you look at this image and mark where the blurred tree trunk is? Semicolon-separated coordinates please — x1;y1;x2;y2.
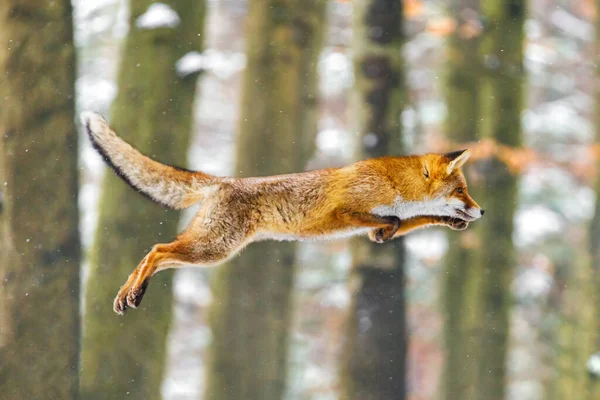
552;249;595;400
339;1;407;400
547;3;600;394
588;192;600;400
441;1;484;399
204;1;326;399
475;1;525;399
0;1;81;399
586;0;600;396
80;1;205;399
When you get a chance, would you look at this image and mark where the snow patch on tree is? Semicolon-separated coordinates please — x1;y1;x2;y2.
587;353;600;377
175;50;248;79
175;51;204;77
135;3;180;30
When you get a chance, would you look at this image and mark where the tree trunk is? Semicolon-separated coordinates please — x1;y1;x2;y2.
476;1;525;399
552;250;595;400
340;1;407;399
0;1;81;398
586;1;600;396
441;1;483;399
203;1;326;399
588;186;600;399
79;1;205;399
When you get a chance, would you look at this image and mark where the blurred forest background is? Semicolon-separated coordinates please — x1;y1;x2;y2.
2;0;600;399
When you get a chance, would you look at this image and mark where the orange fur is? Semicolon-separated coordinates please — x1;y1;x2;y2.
80;112;484;315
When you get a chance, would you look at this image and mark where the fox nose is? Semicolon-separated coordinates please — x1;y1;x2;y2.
480;209;485;216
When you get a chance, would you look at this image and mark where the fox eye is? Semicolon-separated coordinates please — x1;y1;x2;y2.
423;167;430;179
456;187;464;194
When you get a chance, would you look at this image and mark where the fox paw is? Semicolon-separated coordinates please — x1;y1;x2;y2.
126;279;149;309
369;217;401;243
113;279;151;315
113;288;129;315
369;229;386;243
442;217;468;231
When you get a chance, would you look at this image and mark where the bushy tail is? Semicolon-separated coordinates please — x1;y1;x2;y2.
80;111;218;209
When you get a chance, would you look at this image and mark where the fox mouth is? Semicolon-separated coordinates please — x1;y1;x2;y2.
455;208;476;221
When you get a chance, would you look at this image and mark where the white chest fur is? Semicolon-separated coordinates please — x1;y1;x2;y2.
371;196;450;219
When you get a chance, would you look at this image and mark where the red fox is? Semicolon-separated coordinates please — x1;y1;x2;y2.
80;112;484;315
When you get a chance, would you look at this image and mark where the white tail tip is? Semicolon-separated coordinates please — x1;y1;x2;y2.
80;111;108;134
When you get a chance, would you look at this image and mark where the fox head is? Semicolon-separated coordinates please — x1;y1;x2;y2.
370;149;484;222
419;149;484;221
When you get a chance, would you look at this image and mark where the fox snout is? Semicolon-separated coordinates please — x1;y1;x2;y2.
467;207;485;219
456;195;484;221
467;195;484;219
455;207;483;221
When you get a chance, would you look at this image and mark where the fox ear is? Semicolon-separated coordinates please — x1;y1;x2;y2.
445;149;471;175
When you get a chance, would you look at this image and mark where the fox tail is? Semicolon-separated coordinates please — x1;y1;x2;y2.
80;111;218;210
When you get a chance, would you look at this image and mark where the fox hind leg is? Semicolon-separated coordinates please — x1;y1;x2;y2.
113;253;150;314
125;242;191;310
113;241;195;315
113;231;251;315
113;196;258;315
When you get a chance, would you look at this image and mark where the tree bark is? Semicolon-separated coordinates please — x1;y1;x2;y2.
0;1;81;398
475;1;525;399
203;1;326;399
340;1;407;400
79;1;205;399
441;1;484;399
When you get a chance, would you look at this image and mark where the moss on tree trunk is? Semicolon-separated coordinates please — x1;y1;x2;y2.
79;1;205;399
204;1;326;399
0;1;81;398
441;1;484;399
475;1;524;399
340;1;407;399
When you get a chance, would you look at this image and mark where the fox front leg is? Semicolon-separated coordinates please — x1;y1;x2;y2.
440;216;469;231
334;208;401;243
368;216;401;243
